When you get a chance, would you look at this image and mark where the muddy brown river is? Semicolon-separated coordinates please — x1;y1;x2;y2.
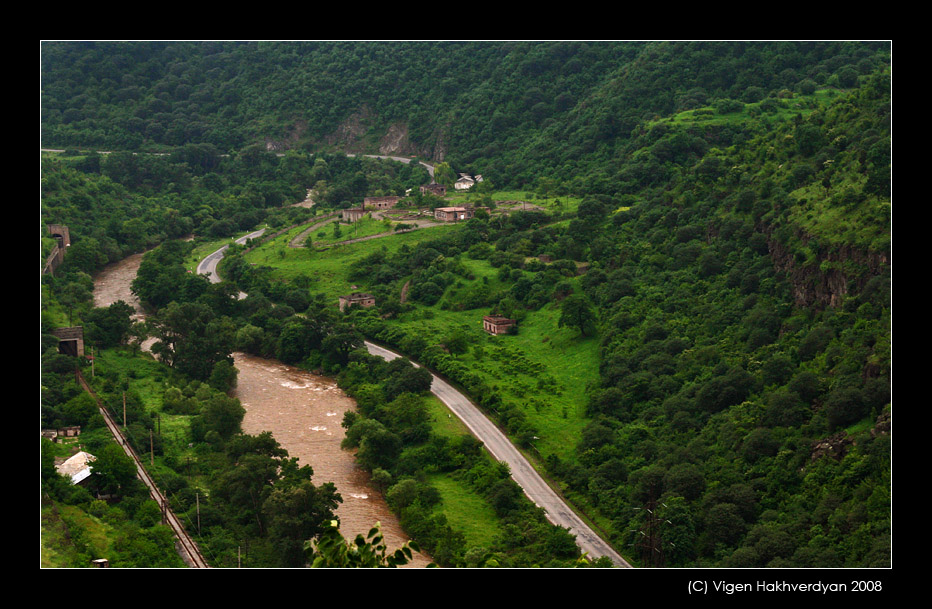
92;251;431;567
233;352;431;567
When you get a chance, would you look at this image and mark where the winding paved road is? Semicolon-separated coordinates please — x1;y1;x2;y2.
198;228;631;567
363;342;630;567
197;228;267;291
348;154;434;178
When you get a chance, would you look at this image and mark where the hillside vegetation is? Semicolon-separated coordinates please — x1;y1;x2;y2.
41;41;890;568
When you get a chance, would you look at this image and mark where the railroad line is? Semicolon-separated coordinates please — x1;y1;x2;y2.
76;370;210;568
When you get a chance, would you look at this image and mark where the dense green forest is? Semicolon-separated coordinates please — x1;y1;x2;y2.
41;41;890;568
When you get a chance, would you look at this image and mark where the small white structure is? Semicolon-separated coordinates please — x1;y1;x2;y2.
56;451;96;485
453;173;476;190
454;173;483;191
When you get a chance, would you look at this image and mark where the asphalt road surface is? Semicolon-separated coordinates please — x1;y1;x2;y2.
193;226;630;567
364;341;631;567
197;229;267;288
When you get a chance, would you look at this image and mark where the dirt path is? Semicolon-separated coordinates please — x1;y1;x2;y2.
288;212;339;248
311;223;443;249
292;209;447;250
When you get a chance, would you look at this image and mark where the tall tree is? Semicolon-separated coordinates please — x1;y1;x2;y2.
558;294;597;337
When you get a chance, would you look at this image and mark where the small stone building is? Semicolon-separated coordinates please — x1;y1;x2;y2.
483;315;516;335
341;208;367;222
43;427;84;445
51;327;85;357
420;183;447;196
434;206;475;222
44;224;71;276
48;224;71;249
339;292;376;312
364;196;401;210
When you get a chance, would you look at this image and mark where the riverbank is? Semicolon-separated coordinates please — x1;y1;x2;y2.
91;244;432;567
234;352;433;567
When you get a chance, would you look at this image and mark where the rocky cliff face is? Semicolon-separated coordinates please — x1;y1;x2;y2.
808;410;890;463
378;121;448;161
264;120;308;152
323;107;374;153
264;108;447;161
766;226;889;310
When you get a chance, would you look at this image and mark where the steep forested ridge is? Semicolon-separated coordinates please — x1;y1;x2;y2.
41;41;890;568
41;41;888;185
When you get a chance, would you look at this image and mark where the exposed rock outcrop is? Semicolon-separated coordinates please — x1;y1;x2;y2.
324;107;374;153
871;410;891;438
766;226;889;310
379;123;410;156
810;432;853;462
264;119;307;152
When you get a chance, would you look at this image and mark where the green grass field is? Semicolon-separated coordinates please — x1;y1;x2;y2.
311;216;395;246
393;290;599;461
444;189;582;215
41;503;114;567
427;473;501;548
654;87;841;129
243;222;455;298
90;349;204;475
244;218;599;462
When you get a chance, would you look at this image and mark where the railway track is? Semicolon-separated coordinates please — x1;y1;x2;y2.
76;370;210;568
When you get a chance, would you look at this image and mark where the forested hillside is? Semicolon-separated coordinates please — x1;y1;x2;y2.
41;41;887;187
41;41;890;568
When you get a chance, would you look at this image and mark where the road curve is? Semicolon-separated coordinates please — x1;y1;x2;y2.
348;154;434;178
363;341;631;568
197;228;267;284
197;227;631;567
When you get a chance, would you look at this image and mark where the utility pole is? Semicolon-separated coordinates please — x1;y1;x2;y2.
634;489;670;568
196;492;201;535
122;392;126;428
150;429;154;466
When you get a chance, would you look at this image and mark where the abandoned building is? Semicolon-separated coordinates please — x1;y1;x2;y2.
420;183;447;196
434;206;475;222
42;426;82;443
483;315;516;335
339;292;376;312
364;196;401;210
51;326;85;357
44;224;71;276
341;208;367;222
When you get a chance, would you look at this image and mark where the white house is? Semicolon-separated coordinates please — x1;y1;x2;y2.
454;173;483;191
56;451;96;485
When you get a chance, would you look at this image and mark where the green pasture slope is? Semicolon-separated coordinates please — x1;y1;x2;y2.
241;207;600;463
242;220;456;297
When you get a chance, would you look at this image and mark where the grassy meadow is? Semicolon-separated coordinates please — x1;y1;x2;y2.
243;212;600;462
242;221;456;298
